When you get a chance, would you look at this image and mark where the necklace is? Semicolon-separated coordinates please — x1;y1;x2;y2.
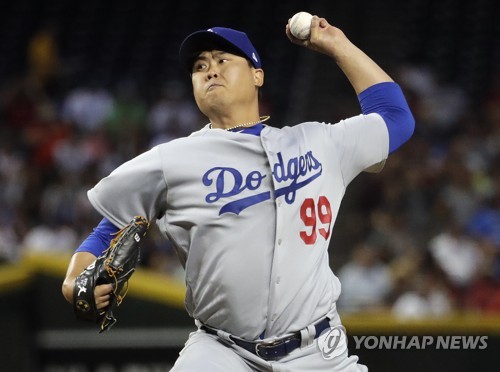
210;115;270;131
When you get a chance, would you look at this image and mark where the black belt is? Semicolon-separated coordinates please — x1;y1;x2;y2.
201;317;331;361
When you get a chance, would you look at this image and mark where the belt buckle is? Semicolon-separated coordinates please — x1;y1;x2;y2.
255;338;287;361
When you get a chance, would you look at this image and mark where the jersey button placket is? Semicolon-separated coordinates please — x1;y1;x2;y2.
261;132;282;330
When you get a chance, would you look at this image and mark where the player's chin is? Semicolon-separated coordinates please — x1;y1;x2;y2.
196;89;218;102
199;96;224;113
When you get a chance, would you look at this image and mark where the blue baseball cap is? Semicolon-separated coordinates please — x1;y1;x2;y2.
179;27;261;72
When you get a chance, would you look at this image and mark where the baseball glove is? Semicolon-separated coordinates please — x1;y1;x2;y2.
73;215;149;333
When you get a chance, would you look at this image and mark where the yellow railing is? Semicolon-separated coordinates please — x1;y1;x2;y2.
0;251;186;308
340;312;500;334
2;252;500;333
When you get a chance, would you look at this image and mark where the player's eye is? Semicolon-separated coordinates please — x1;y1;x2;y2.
193;61;207;72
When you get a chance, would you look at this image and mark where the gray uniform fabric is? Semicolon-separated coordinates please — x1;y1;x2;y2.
88;114;388;369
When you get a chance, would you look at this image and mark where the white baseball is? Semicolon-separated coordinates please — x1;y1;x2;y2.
289;11;313;40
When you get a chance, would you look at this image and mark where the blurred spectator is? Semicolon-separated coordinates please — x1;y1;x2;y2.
39;171;86;226
0;145;26;215
397;64;469;138
105;79;148;137
21;224;77;255
392;272;452;319
467;192;500;256
0;226;20;263
61;82;114;132
365;208;415;261
437;157;481;228
148;80;202;147
52;133;93;175
337;243;393;313
484;86;500;161
27;23;60;92
428;220;485;290
465;169;500;312
2;79;42;132
387;248;423;301
465;275;500;314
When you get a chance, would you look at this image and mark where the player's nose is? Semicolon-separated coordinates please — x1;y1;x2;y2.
206;70;219;80
206;62;220;79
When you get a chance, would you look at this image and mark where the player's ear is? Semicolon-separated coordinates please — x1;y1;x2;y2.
253;68;264;88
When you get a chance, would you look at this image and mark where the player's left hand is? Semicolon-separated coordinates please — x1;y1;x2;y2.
95;283;113;310
285;16;348;59
73;215;149;332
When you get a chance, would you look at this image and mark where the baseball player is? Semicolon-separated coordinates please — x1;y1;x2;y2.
62;15;414;371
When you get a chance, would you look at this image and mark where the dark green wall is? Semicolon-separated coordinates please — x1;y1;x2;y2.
1;273;498;372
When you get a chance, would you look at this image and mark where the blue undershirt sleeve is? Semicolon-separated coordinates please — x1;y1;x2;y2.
358;82;415;154
75;217;120;257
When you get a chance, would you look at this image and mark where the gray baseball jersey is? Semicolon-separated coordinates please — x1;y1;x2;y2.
88;113;388;340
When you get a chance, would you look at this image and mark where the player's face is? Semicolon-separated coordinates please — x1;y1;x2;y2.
190;50;263;116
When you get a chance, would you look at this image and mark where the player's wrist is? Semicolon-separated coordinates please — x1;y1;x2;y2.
329;37;360;64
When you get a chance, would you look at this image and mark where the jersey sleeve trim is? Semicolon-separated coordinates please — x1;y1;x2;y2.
358;82;415;154
74;217;119;256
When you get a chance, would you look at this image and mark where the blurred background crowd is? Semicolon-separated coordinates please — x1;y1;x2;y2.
0;0;499;319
